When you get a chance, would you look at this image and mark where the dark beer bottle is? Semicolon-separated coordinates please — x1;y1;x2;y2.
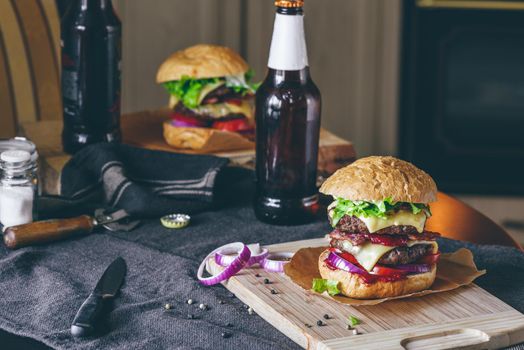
254;0;321;225
61;0;122;154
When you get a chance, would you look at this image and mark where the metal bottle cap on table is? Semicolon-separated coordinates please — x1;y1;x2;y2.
161;214;191;229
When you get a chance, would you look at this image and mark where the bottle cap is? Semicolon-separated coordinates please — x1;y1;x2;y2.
275;0;304;8
160;213;191;229
1;150;31;163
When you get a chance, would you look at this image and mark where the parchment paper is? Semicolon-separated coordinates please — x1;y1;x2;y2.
284;246;486;306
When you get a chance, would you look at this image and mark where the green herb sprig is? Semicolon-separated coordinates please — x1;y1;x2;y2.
312;278;340;296
348;315;361;327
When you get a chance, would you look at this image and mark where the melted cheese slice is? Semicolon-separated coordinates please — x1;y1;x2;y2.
193;100;254;119
358;210;427;233
340;240;439;272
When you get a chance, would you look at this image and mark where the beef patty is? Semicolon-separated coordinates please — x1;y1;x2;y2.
329;229;440;246
331;239;433;266
331;213;421;235
174;101;248;122
201;85;246;104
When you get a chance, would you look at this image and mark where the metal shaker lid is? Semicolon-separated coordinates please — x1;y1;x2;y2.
0;137;38;164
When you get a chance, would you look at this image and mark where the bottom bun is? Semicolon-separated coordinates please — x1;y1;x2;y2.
163;121;253;151
318;249;436;299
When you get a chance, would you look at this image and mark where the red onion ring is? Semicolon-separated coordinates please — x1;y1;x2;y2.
326;251;367;275
197;242;251;286
172;119;197;127
215;243;269;267
328;251;430;276
260;252;295;273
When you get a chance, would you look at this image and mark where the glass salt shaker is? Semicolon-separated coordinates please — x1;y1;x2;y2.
0;150;38;229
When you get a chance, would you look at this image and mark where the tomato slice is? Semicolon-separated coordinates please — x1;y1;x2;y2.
212;118;252;132
371;265;407;277
417;252;441;265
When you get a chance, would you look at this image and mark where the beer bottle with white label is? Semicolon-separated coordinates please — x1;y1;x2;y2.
254;0;321;225
61;0;122;154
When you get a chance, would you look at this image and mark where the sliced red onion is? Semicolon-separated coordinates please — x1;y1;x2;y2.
393;263;432;274
197;242;251;286
326;251;367;275
328;251;430;277
215;243;269;267
172;119;197;127
260;252;295;273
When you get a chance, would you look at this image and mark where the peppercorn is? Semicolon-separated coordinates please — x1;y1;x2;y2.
255;273;261;277
352;329;359;335
270;289;277;295
221;332;231;339
304;323;312;328
323;314;330;320
164;303;172;310
316;320;323;326
346;324;352;330
263;278;270;284
187;299;194;305
248;307;254;315
199;303;207;310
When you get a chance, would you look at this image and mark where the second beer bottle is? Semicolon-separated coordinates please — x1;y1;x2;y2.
61;0;122;154
254;0;321;225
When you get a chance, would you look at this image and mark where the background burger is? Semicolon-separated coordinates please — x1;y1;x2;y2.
156;44;258;134
317;156;441;299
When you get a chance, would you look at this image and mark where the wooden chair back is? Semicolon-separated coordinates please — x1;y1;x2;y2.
0;0;61;138
427;193;522;250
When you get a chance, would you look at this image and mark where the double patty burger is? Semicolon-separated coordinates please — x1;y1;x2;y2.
318;156;441;299
156;44;258;133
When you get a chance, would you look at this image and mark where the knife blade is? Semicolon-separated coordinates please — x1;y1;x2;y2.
71;257;127;337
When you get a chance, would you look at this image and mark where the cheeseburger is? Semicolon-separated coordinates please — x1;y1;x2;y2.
156;44;258;133
318;156;440;299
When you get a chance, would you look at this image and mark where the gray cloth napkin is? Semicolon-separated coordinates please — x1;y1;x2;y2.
60;143;229;218
0;183;523;349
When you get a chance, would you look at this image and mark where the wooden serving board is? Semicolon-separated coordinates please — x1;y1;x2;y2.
208;238;524;350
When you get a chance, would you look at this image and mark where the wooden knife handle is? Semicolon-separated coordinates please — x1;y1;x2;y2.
3;215;95;249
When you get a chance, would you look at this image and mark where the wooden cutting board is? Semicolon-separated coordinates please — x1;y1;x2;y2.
207;238;524;350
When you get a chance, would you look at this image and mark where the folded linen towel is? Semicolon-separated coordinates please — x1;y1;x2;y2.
60;143;229;218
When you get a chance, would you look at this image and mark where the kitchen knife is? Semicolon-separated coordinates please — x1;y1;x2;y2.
71;257;127;337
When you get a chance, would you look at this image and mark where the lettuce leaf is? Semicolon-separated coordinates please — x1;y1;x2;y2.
330;197;431;227
225;69;260;95
312;278;340;296
163;76;221;109
163;69;260;109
